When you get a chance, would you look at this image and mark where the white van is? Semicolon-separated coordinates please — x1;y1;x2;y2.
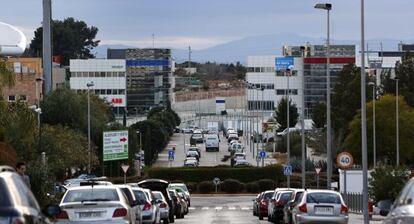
205;134;219;152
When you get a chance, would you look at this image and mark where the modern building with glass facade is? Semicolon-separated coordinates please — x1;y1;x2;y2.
107;48;174;113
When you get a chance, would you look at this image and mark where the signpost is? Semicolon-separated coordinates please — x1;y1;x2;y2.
337;152;354;193
168;149;175;167
121;164;129;184
213;177;221;193
103;131;129;161
315;167;322;189
259;151;267;167
283;165;292;176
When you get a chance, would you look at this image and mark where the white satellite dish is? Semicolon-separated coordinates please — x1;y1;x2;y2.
0;22;27;56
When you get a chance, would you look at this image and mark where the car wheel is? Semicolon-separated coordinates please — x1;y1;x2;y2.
163;218;169;224
169;214;175;223
259;213;264;220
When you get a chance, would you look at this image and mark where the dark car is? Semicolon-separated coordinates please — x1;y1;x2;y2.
283;189;304;224
269;190;293;223
0;166;58;223
168;189;185;219
253;192;262;216
383;177;414;224
138;179;175;223
257;190;274;220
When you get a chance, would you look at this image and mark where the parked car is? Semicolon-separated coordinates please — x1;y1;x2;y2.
186;151;200;161
383;177;414;224
0;166;58;224
228;140;239;151
283;189;305;224
291;189;348;224
230;143;244;153
116;184;143;223
188;146;201;158
131;187;161;224
152;191;171;224
234;159;251;167
63;173;97;185
137;179;175;223
225;128;236;138
227;133;239;143
234;152;246;160
268;190;294;223
205;134;220;152
184;159;198;167
56;185;138;223
276;128;298;137
169;183;191;207
190;133;204;144
253;192;263;216
267;188;292;222
257;190;275;220
373;199;393;216
168;189;185;219
177;192;189;214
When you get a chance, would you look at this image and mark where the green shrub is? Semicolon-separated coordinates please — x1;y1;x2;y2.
245;182;259;193
369;165;411;202
198;181;214;193
257;179;276;192
221;179;242;193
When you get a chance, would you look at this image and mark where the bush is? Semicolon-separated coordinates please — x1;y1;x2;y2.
186;182;198;193
369;165;411;202
257;179;276;192
221;179;242;193
245;182;259;193
198;181;214;193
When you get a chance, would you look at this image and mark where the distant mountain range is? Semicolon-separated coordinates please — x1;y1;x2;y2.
93;34;414;64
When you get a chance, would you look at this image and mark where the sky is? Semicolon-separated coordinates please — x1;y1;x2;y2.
1;0;413;50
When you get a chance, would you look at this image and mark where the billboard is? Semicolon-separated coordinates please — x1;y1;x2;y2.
275;57;294;71
103;130;129;161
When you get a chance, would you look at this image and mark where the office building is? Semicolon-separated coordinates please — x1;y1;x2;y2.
107;48;175;113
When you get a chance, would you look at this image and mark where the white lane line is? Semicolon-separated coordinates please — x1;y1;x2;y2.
188;207;196;210
228;207;236;210
241;207;250;210
215;207;223;210
202;207;209;210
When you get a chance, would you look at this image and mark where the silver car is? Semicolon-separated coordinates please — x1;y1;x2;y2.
292;190;348;224
383;177;414;224
132;187;161;224
56;185;137;224
169;183;191;207
116;185;143;223
152;191;170;224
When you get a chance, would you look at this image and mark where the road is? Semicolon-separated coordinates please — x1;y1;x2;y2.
153;132;276;167
173;196;384;224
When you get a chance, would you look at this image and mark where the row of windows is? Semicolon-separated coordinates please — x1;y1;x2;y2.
71;72;126;78
247;83;275;90
276;89;299;95
247;101;275;111
76;89;126;95
247;67;275;73
8;95;27;102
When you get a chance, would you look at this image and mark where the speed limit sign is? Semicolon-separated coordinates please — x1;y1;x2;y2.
336;152;354;169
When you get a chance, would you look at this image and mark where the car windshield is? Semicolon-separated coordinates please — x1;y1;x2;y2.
264;192;273;200
63;188;119;203
306;192;341;204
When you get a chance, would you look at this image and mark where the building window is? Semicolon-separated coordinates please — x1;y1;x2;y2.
106;89;112;95
113;89;118;95
119;89;125;95
276;89;298;95
19;95;27;102
8;95;16;102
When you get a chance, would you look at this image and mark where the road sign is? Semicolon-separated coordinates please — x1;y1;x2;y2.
121;164;129;173
283;165;292;176
336;152;354;170
168;149;175;161
103;130;129;161
315;167;322;175
259;151;267;159
213;177;221;185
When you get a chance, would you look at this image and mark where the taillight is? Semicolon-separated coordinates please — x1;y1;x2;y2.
56;210;69;219
276;200;284;207
299;203;307;213
159;203;167;208
143;202;152;211
113;208;128;217
11;217;25;224
260;200;267;206
341;204;348;214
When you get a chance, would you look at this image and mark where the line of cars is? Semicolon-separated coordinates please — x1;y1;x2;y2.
225;127;251;167
253;188;349;224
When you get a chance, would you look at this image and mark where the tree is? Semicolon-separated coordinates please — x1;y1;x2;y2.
344;95;414;166
382;53;414;107
29;17;100;65
275;97;299;131
311;102;326;129
369;165;411;202
0;60;15;93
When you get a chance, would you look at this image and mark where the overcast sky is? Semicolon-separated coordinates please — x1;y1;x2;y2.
1;0;413;50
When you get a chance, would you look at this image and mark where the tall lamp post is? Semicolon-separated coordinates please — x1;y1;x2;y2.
315;2;332;189
136;130;142;177
286;69;291;188
394;77;400;166
87;81;95;174
300;46;306;188
368;81;377;167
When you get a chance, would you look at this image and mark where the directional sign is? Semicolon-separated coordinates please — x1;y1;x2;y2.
336;152;354;170
283;165;292;176
121;164;129;174
259;151;267;159
103;130;129;161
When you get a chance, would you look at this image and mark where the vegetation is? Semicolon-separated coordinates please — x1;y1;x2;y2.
369;165;411;202
0;60;14;93
311;102;326;129
29;17;100;65
275;97;299;131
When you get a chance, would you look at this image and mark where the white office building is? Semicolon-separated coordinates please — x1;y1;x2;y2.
246;55;304;114
70;59;127;109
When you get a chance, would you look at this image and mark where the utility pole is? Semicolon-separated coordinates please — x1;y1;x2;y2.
286;70;291;188
42;0;52;95
188;46;192;68
152;33;155;48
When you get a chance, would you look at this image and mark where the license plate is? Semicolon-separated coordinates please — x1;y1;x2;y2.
79;212;102;218
315;207;334;215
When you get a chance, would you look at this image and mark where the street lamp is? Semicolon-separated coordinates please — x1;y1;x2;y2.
286;69;291;188
260;86;265;167
368;81;377;168
315;2;332;189
394;77;400;166
136;130;142;177
300;46;306;189
86;81;94;174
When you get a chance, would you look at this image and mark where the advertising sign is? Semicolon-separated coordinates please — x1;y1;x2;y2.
275;57;294;71
103;130;129;161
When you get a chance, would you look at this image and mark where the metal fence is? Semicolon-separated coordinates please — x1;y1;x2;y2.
342;192;364;213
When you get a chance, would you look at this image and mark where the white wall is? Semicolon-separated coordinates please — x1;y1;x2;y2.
70;59;126;72
339;169;372;194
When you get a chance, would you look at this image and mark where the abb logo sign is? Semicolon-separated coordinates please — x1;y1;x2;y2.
111;98;123;104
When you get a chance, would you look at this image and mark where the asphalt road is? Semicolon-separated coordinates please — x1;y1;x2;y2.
153;132;276;167
173;196;384;224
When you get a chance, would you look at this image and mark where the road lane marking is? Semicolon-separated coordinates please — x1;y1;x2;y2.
202;207;209;210
215;207;223;210
189;207;196;210
241;207;250;210
228;207;236;210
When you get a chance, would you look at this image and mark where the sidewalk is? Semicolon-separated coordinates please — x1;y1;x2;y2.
349;213;384;224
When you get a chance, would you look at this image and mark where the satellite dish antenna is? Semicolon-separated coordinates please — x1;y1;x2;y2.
0;22;27;56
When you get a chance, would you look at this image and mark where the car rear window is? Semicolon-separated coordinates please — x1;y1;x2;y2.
193;134;202;138
264;192;273;200
153;192;165;201
280;192;293;202
0;179;12;207
133;190;147;201
294;192;304;203
306;193;342;204
63;189;119;203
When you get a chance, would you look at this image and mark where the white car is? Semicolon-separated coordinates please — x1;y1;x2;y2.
230;143;244;153
186;151;200;160
56;185;137;223
228;133;239;142
131;187;161;224
234;159;251;166
234;152;246;160
205;134;220;152
276;128;298;137
152;191;170;224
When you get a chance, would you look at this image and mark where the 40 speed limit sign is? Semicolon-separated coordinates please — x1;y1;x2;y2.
336;152;354;169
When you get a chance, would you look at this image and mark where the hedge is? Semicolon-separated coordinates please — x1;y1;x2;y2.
221;179;242;193
146;165;284;183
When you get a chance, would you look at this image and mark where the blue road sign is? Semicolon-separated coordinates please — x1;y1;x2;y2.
168;149;175;161
259;151;267;159
283;165;292;176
